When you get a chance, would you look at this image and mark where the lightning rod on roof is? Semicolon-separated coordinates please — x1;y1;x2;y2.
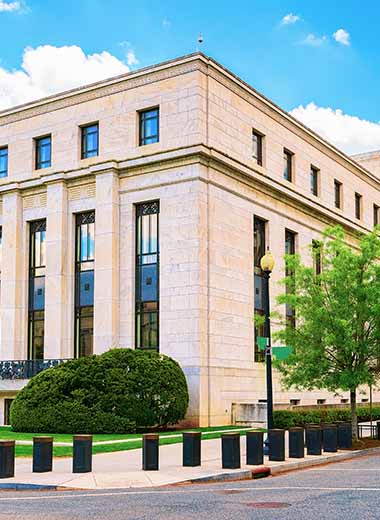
197;33;203;52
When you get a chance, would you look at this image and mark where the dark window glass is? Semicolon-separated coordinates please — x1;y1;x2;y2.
252;131;263;166
75;211;95;357
135;201;159;349
312;240;322;276
355;193;362;220
4;399;14;426
283;149;293;182
334;180;342;209
285;229;296;329
0;147;8;178
35;136;51;169
310;166;319;196
254;217;266;362
139;108;159;146
81;124;99;159
374;204;379;227
28;220;46;360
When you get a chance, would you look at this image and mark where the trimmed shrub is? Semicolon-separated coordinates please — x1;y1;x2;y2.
10;349;189;434
274;406;380;430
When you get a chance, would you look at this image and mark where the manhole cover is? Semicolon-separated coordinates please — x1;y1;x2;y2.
245;502;291;509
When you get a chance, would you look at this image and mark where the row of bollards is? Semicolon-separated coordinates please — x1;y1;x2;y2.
0;423;353;478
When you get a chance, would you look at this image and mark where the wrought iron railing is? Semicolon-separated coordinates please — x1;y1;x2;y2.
0;359;69;380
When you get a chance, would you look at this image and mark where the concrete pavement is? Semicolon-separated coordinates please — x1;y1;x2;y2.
0;435;377;490
0;454;380;519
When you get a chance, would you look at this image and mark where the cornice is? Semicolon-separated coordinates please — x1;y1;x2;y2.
0;57;203;126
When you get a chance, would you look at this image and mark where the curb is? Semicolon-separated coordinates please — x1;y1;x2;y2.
175;447;380;486
0;483;59;491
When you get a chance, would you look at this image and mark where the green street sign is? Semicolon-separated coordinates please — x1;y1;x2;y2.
257;336;292;360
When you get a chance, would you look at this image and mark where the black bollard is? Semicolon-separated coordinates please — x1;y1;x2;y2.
289;427;304;458
33;437;53;473
377;421;380;441
0;441;15;478
306;426;322;455
246;430;264;465
183;432;201;467
268;429;285;462
337;422;352;449
73;435;93;473
323;424;338;453
221;433;241;469
143;434;159;471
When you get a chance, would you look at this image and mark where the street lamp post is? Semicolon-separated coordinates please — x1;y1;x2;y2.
260;249;275;451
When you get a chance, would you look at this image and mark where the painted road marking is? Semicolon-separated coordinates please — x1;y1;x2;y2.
1;486;380;502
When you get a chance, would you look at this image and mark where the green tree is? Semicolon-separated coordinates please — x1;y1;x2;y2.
275;226;380;439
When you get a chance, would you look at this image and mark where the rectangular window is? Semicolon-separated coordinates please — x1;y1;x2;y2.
28;220;46;360
139;108;159;146
334;180;342;209
254;217;266;362
285;229;296;329
355;192;362;220
252;130;263;166
312;239;322;276
0;147;8;178
4;399;14;426
283;149;293;182
310;166;319;196
135;201;159;350
35;136;51;170
374;204;379;227
81;123;99;159
74;212;95;358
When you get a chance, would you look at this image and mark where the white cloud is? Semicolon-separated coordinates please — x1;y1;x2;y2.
333;28;350;46
281;13;300;25
0;44;131;110
0;1;21;11
162;17;171;27
300;33;328;47
126;49;139;67
290;102;380;155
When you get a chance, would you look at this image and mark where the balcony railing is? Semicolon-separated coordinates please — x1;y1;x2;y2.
0;359;69;380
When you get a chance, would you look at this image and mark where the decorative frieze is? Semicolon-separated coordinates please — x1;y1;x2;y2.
68;183;96;201
23;192;47;210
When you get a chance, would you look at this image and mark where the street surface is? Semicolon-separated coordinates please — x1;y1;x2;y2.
1;454;380;519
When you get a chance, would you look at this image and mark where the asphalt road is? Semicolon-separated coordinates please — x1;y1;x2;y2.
1;455;380;520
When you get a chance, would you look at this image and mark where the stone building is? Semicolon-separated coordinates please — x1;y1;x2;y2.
0;52;378;426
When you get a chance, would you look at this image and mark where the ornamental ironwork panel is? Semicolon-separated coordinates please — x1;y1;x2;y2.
136;201;159;217
0;359;68;380
76;211;95;225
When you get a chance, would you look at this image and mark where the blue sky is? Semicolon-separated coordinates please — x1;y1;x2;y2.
1;0;380;153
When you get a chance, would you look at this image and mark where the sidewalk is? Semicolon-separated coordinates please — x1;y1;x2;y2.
1;435;376;490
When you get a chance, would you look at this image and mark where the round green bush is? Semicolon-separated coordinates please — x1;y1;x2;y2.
10;349;189;433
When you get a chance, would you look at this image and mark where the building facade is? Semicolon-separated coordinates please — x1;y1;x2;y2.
0;53;379;427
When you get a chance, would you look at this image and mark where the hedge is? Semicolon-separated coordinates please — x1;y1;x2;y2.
273;406;380;430
11;348;189;434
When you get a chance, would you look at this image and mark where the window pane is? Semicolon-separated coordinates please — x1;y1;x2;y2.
79;270;94;307
0;148;8;177
78;312;93;357
80;224;89;261
33;277;45;311
140;109;159;145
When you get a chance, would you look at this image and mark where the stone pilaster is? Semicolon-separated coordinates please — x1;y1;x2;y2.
44;182;69;359
93;170;120;353
0;191;25;360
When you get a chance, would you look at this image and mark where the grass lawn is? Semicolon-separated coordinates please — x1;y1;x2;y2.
0;426;256;458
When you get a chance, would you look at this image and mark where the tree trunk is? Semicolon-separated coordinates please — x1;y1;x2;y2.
350;388;358;440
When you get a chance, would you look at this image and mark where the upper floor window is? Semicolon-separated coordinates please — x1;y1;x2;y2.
139;108;159;146
374;204;379;227
35;136;51;170
283;149;293;182
310;166;319;196
0;147;8;178
81;123;99;159
312;239;322;276
334;179;342;209
355;193;362;220
252;130;263;166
